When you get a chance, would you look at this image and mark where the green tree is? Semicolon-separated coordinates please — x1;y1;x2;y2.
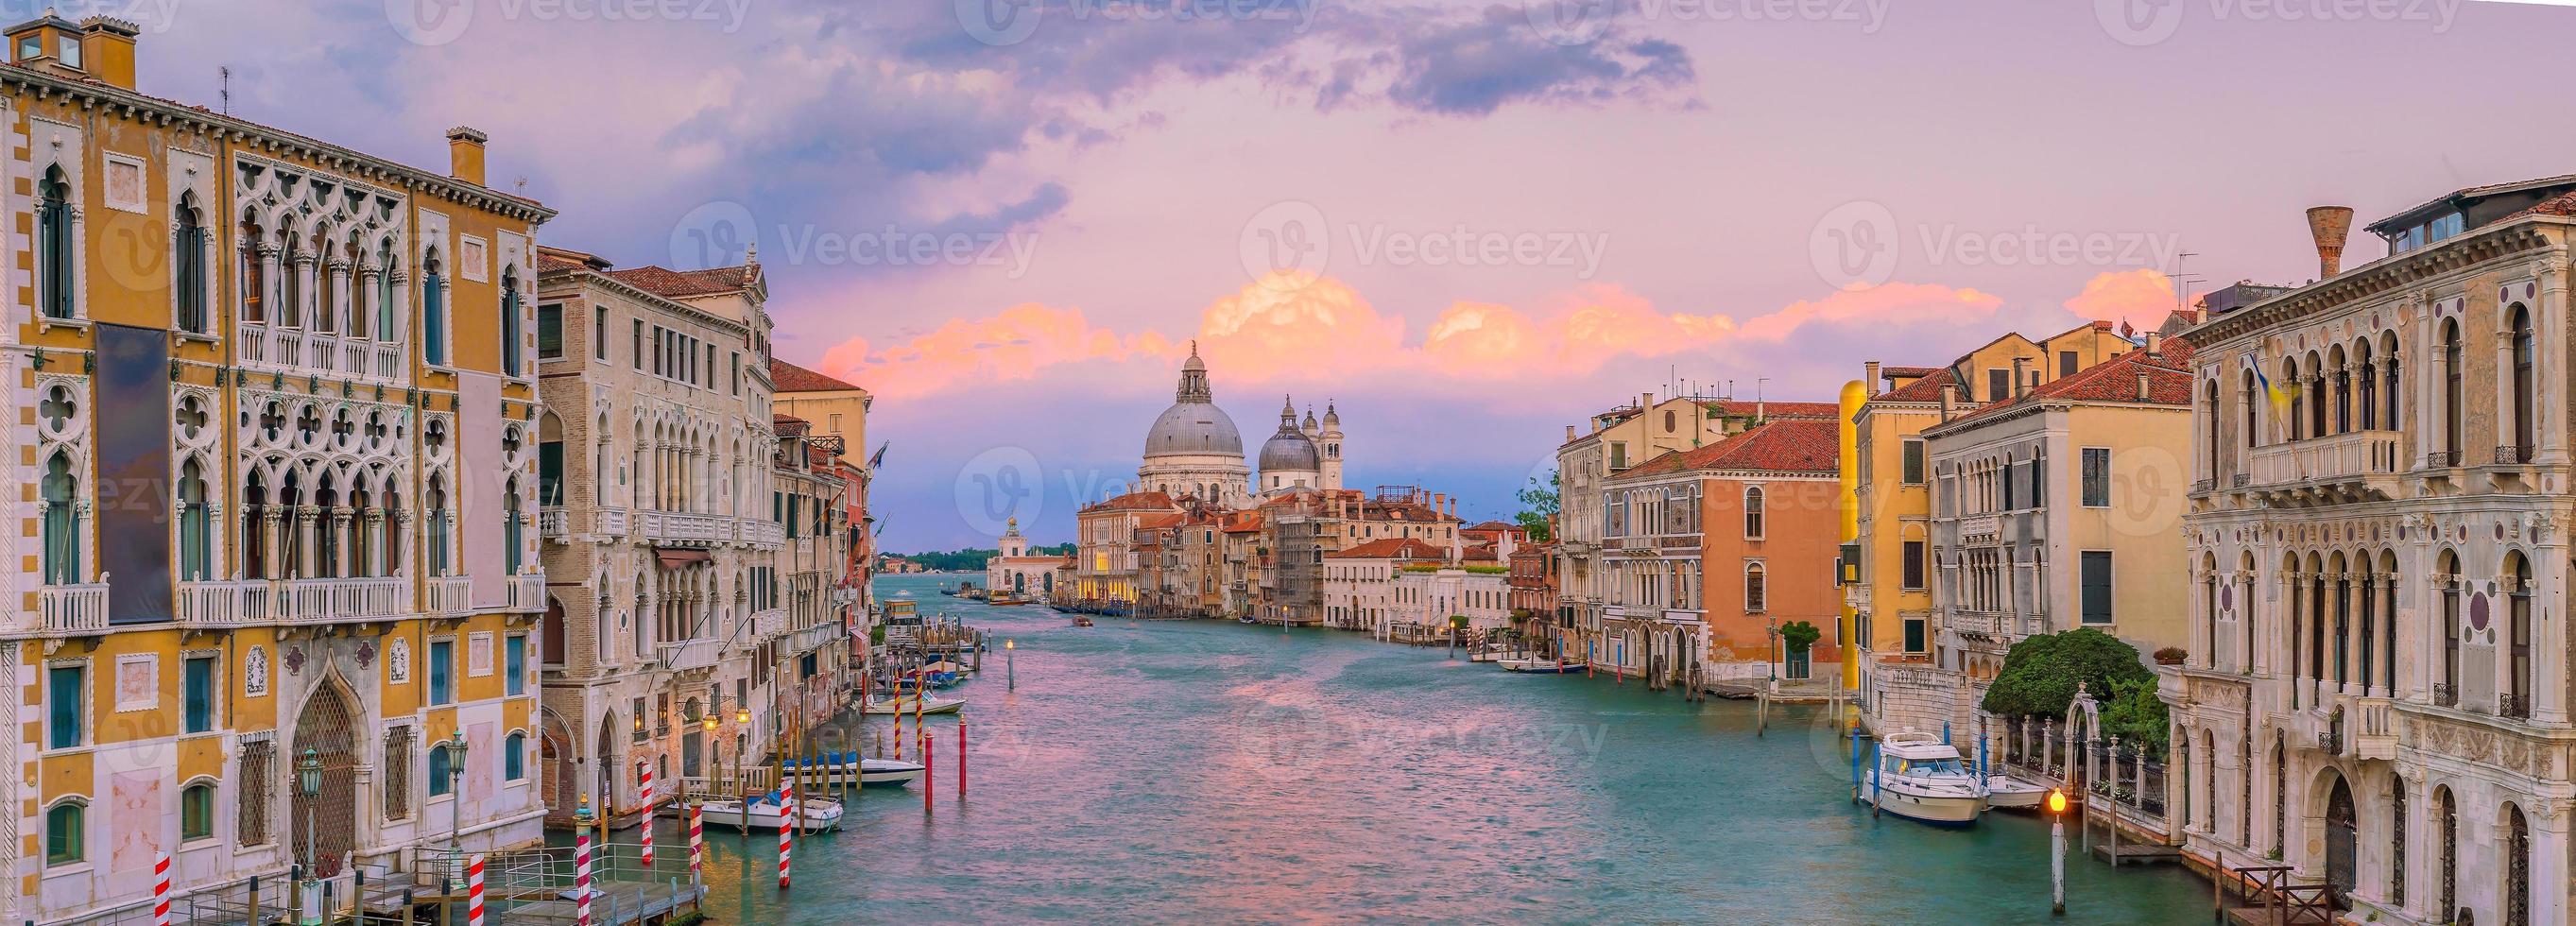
1979;627;2155;720
1777;620;1822;655
1516;472;1559;542
2098;676;2171;757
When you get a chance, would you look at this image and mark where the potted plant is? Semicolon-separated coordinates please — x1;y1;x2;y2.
2154;646;2188;665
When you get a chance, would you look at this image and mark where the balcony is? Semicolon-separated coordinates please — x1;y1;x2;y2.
38;583;110;634
742;521;784;547
792;624;843;654
541;506;571;542
1958;513;2000;540
179;579;274;628
1948;609;2004;638
596;507;630;536
2348;696;2397;761
640;510;729;546
280;576;412;624
508;574;549;612
424;575;474;616
2245;430;2402;500
749;608;786;641
658;638;722;673
236;325;407;386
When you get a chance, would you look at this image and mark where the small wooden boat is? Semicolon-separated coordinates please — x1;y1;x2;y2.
694;792;844;832
785;753;927;788
860;694;966;715
1862;730;1986;827
1499;657;1581;674
1073;615;1095;627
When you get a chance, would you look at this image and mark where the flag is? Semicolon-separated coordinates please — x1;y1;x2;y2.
867;441;888;470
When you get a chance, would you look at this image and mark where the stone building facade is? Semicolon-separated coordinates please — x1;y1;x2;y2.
2168;183;2576;925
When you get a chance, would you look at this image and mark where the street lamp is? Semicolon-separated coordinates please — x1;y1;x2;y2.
1005;639;1016;691
297;747;323;926
447;730;470;858
2046;788;2069;917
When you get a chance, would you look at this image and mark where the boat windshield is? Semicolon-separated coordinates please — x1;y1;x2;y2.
1893;757;1966;777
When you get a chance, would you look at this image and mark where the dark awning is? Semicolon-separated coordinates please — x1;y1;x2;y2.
654;547;713;569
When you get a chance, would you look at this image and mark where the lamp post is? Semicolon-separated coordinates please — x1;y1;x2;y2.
447;730;470;859
1767;616;1780;693
1005;639;1015;691
297;747;324;926
2046;788;2068;917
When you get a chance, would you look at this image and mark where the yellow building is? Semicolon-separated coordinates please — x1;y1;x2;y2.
1;17;552;923
1848;322;2132;731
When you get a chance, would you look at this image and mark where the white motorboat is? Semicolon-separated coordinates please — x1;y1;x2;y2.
1498;657;1583;674
859;694;966;715
1862;729;1987;826
694;793;844;832
1984;775;2049;811
785;754;927;787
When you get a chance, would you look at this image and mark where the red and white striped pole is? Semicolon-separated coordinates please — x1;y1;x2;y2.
151;851;171;926
687;802;705;886
777;781;794;890
466;854;487;926
574;830;593;926
637;763;656;866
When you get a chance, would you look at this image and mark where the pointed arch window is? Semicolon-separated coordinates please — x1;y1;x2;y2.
426;475;453;576
280;232;304;330
240;219;267;324
501;268;524;376
422;249;448;367
38;166;73;319
179;458;211;580
504;476;525;574
378;245;401;340
175;198;209;334
2510;304;2535;461
2441;319;2464;461
41;452;79;584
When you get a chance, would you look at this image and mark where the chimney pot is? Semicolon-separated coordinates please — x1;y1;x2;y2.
1939;383;1956;422
2012;357;2030;398
1863;361;1881;398
2307;205;2355;279
76;16;137;90
2136;369;2152;402
446;126;490;187
1566;424;1578;442
2145;332;2163;356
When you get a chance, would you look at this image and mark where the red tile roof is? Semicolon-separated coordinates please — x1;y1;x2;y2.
1134;512;1187;530
604;264;754;299
1081;490;1176;514
1330;538;1451;560
1616;419;1840;478
771;358;865;394
2507;189;2576;222
1936;337;2198;429
1876;366;1958;403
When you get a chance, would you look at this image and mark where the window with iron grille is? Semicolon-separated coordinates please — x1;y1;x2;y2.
384;727;414;820
238;740;274;846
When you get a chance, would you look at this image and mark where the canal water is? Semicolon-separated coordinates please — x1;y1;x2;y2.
674;574;2210;923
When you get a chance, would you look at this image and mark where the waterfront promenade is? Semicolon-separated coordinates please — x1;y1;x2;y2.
652;574;2213;923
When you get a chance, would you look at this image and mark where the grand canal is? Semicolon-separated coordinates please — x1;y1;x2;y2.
674;574;2211;923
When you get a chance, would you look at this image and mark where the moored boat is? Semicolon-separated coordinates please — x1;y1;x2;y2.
860;694;967;715
1499;657;1583;674
1862;729;1986;826
784;753;928;788
1984;775;2049;811
694;792;845;831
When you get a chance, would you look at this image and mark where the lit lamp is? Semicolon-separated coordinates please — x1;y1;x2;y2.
2046;788;2068;917
1005;639;1016;692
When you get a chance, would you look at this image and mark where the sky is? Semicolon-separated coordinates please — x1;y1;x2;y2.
122;0;2576;550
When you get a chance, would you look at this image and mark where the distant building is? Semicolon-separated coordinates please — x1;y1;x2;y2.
986;519;1063;597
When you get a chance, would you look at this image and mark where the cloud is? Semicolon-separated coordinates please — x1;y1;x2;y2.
2062;268;2185;334
1734;283;2007;341
1382;7;1699;116
819;301;1177;400
1198;273;1410;379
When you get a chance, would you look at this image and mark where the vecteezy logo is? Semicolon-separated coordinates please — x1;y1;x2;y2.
1238;199;1330;290
956;0;1043;46
669;200;759;270
955;446;1043;538
2096;0;2184;47
1809;199;1899;289
1523;0;1617;46
386;0;474;46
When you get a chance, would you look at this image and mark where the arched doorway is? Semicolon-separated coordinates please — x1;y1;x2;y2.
542;596;568;667
540;712;577;823
595;714;622;816
290;679;361;878
2326;775;2358;906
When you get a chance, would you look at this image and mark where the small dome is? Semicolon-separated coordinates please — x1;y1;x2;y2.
1260;427;1322;472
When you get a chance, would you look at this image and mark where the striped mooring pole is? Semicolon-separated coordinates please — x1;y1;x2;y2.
152;851;171;926
638;762;656;866
688;802;705;886
574;831;593;926
466;854;486;926
777;781;795;890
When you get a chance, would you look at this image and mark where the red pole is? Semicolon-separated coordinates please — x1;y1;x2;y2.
957;719;968;797
924;732;936;815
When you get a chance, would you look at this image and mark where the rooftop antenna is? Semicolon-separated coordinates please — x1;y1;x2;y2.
218;66;231;117
2172;250;2202;317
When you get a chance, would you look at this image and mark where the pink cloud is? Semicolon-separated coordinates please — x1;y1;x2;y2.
1196;272;1410;380
819;302;1176;400
2062;268;2185;334
1734;283;2006;342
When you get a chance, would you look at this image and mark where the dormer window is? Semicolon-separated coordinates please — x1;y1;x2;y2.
58;35;76;68
16;35;35;60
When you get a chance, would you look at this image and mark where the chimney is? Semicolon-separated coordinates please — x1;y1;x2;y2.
1938;383;1956;422
2307;205;2355;279
446;126;489;187
2144;331;2163;357
1863;362;1881;398
2011;357;2030;398
2136;369;2152;402
1566;425;1578;443
77;17;136;90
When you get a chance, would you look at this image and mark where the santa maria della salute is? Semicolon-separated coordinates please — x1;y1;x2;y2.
1136;343;1346;506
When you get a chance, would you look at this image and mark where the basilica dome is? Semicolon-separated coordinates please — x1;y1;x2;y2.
1258;396;1323;472
1143;348;1245;459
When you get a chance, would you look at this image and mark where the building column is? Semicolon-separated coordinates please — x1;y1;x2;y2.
297;506;322;577
2534;256;2568;463
263;507;286;580
2543;531;2573;725
331;506;355;578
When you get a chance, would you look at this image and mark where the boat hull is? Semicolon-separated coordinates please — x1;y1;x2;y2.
695;798;845;832
860;697;966;715
1867;786;1985;826
787;759;926;788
